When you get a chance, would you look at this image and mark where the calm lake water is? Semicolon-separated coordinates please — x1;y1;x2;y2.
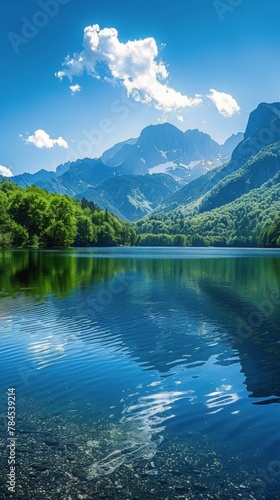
0;248;280;499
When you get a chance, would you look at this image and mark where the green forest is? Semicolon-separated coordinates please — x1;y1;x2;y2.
259;215;280;247
0;181;137;248
0;179;279;248
135;176;280;247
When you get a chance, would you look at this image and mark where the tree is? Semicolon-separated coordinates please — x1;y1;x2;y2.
97;222;117;246
259;215;280;247
44;197;77;247
75;216;95;246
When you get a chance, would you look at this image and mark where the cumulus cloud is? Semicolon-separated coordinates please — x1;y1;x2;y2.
207;89;240;117
24;129;68;149
69;83;81;95
0;164;13;177
55;24;202;112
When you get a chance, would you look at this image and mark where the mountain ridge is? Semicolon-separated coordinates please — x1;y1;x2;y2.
155;103;280;215
135;102;280;246
10;124;243;220
77;173;179;221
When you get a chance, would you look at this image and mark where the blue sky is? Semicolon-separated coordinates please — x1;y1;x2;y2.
1;0;280;175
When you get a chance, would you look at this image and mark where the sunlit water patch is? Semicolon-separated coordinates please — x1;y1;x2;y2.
87;391;187;478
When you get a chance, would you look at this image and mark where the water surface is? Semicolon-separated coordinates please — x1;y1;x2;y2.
0;248;280;499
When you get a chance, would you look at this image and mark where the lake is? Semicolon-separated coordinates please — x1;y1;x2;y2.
0;248;280;499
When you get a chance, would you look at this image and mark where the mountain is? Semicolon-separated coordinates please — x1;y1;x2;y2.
13;169;54;187
184;129;220;159
183;167;280;246
149;157;227;185
157;103;280;215
101;137;137;164
55;162;71;177
154;161;229;214
199;141;280;213
11;124;242;221
135;102;280;246
33;159;114;196
221;132;244;156
104;123;192;175
230;102;280;167
136;123;192;166
13;164;73;188
110;143;148;175
136;153;280;247
103;123;243;180
77;174;179;221
244;102;280;139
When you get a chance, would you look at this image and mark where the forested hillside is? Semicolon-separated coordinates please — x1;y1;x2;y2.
135;171;280;247
135;104;280;247
259;214;280;247
0;181;137;248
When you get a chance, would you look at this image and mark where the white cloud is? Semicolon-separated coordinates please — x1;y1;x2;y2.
177;115;184;122
207;89;240;117
69;83;81;95
55;24;202;112
0;164;13;177
24;129;68;149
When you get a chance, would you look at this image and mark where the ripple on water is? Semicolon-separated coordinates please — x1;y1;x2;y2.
87;390;187;479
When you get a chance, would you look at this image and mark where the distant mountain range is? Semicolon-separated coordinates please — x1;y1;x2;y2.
77;174;179;221
101;124;242;176
11;125;243;221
